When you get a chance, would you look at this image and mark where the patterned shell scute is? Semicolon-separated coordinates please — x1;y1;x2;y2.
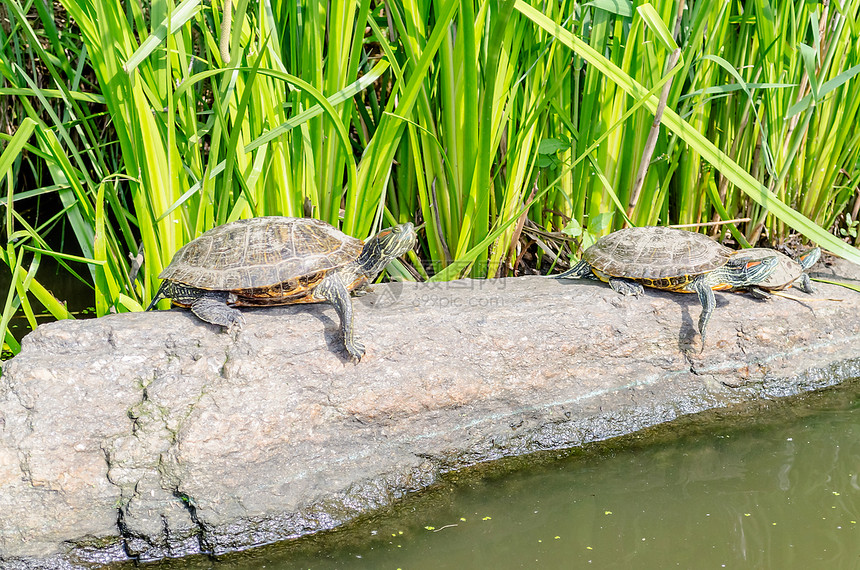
584;226;732;280
159;217;363;291
730;248;799;288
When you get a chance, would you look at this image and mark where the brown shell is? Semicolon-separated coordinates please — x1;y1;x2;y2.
729;248;800;290
584;226;731;287
159;217;363;294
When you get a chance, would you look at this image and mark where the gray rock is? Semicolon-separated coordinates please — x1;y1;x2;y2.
1;263;860;568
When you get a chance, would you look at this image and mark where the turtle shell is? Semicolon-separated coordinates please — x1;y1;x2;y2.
728;248;800;290
583;226;732;289
159;217;363;296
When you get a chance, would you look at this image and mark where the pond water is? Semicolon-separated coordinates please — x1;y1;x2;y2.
0;254;95;347
131;381;860;570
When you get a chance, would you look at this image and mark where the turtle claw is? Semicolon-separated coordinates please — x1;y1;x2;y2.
345;339;366;362
609;278;644;297
352;284;374;297
226;312;245;338
191;297;245;334
682;335;705;355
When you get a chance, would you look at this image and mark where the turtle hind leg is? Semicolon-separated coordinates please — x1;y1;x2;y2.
315;274;365;362
190;295;245;332
608;277;644;297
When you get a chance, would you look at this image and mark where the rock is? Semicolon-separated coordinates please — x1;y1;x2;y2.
2;261;860;568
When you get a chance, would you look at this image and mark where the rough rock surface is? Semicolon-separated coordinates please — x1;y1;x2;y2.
1;261;860;568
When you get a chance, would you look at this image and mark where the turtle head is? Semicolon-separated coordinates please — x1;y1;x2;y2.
357;223;417;277
722;253;780;287
796;247;821;270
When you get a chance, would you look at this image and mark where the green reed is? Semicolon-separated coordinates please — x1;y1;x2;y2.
0;0;859;354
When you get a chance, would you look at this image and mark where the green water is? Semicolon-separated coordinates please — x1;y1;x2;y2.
142;384;860;569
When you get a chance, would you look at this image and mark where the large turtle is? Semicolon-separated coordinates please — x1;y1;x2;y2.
728;247;820;298
147;216;417;361
553;226;779;347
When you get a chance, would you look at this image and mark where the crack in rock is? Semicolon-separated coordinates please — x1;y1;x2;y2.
103;352;221;562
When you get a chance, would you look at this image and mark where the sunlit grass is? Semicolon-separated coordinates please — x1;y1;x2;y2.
0;0;858;353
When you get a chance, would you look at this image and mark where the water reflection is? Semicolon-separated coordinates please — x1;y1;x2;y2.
132;383;860;570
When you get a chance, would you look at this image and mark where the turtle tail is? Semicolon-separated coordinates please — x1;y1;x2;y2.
146;282;170;311
553;260;596;280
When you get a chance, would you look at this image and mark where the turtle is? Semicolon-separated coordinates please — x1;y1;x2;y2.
146;216;417;362
552;226;779;347
727;247;820;299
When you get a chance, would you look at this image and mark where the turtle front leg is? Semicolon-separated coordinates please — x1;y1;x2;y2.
315;274;365;362
190;294;245;332
794;274;815;294
747;286;773;300
691;278;716;351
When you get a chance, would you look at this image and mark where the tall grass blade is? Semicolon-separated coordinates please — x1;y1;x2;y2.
515;0;860;265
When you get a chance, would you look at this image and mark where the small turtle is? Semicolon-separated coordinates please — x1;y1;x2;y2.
553;226;779;347
147;217;417;361
728;247;820;299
